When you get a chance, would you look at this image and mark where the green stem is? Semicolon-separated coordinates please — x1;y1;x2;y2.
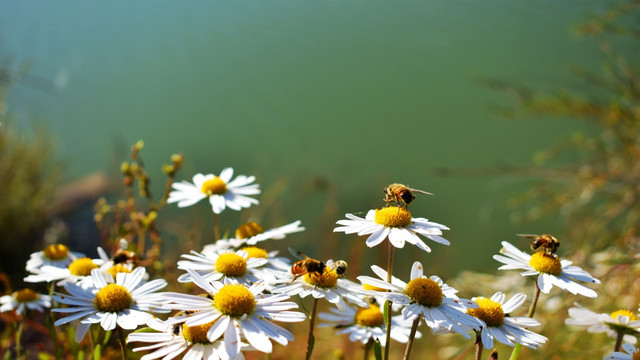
15;315;24;358
474;331;483;360
305;298;319;360
402;315;421;360
614;329;624;352
384;243;395;360
46;283;61;360
509;281;541;360
213;213;221;241
117;326;128;360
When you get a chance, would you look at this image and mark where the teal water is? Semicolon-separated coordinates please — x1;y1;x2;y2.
0;0;608;276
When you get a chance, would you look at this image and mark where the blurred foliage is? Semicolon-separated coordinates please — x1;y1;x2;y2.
0;63;59;284
442;1;640;359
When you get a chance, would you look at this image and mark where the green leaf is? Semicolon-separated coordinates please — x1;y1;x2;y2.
373;339;383;360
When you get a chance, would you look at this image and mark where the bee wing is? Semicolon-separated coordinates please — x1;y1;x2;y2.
325;259;335;268
408;188;433;195
288;247;309;260
515;233;540;239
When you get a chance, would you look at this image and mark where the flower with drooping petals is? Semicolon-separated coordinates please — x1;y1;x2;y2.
566;303;640;344
466;292;547;349
0;288;51;315
52;267;168;342
493;241;600;298
357;261;483;338
334;207;449;252
160;270;306;358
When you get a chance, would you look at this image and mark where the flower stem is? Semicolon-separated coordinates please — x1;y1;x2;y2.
213;213;220;241
614;329;624;352
364;339;373;360
117;326;128;360
509;281;541;360
384;243;395;360
474;331;483;360
305;298;319;360
15;316;24;358
402;315;421;360
46;283;61;360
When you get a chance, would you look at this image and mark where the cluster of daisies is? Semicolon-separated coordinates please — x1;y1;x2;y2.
1;166;637;359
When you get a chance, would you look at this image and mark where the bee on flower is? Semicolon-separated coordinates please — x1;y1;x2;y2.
334;207;449;252
493;241;600;298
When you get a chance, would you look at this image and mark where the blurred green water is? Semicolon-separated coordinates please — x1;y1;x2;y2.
0;0;609;276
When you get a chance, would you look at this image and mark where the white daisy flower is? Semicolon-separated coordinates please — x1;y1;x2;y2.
160;270;306;358
128;317;247;360
604;343;640;360
26;243;84;273
357;261;483;339
24;257;104;285
52;267;168;342
271;263;368;311
203;220;305;250
466;292;547;349
333;207;449;252
318;300;419;346
167;168;260;214
177;249;269;286
566;303;640;344
493;241;600;298
0;288;51;315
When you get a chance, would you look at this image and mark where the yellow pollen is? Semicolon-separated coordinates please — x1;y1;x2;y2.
405;277;442;307
304;267;338;288
68;258;99;276
94;284;132;313
108;264;133;278
467;297;505;327
15;289;39;302
363;283;387;292
182;321;215;344
355;305;384;327
528;252;562;275
241;246;268;259
201;177;227;195
235;222;264;239
611;310;637;322
43;244;69;260
215;253;247;277
214;284;255;317
374;207;412;228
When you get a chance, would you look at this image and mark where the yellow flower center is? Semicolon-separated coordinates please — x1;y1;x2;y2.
213;284;255;317
241;246;268;259
405;277;442;307
108;264;133;278
235;222;264;239
374;207;412;228
94;284;132;313
363;283;387;292
528;252;562;275
68;258;99;276
215;253;247;277
355;305;384;327
201;177;227;195
304;267;338;288
43;244;69;260
467;297;505;327
15;289;39;302
611;310;637;322
182;321;215;344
